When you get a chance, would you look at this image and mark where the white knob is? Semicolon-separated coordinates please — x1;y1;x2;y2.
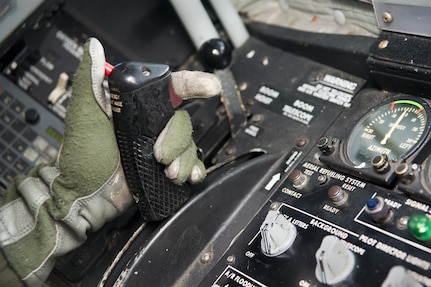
315;235;355;285
381;266;423;287
260;210;296;257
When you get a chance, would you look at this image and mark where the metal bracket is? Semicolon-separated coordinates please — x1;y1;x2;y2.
373;0;431;37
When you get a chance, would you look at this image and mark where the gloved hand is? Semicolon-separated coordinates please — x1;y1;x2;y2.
0;37;221;287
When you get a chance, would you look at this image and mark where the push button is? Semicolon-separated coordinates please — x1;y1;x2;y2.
365;196;393;224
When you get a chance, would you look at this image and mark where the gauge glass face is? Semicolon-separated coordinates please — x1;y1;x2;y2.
347;99;429;168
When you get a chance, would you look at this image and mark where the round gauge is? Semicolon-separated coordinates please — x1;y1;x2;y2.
347;99;430;168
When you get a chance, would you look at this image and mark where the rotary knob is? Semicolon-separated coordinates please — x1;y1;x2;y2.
381;266;423;287
260;210;297;257
25;108;40;124
315;235;355;285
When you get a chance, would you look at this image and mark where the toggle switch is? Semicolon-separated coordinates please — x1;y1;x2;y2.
260;210;297;257
48;72;69;103
315;235;355;285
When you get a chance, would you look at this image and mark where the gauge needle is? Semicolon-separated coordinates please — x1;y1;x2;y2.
380;110;407;145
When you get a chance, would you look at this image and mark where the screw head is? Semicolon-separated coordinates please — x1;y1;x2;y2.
226;255;236;264
270;202;280;210
261;57;269;66
397;216;409;230
225;146;236;155
200;252;212;264
296;137;307;147
239;82;248;91
317;174;328;185
382;12;393;23
378;40;389;49
251;114;263;123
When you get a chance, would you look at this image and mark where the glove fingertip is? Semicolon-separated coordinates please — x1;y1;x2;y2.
154;122;170;163
171;71;221;99
164;157;191;185
189;161;207;184
164;158;180;180
154;110;193;165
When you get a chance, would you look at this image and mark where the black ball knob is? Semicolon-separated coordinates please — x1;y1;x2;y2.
198;38;232;70
25;108;40;124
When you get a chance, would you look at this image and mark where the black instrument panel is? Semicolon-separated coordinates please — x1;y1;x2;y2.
2;2;431;286
100;38;431;287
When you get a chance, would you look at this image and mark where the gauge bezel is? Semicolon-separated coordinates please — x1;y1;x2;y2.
346;97;431;168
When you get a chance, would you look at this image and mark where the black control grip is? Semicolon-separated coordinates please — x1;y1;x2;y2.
109;62;190;221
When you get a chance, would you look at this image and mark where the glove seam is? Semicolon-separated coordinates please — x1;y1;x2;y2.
21;223;60;284
0;176;52;247
60;159;130;224
0;199;35;246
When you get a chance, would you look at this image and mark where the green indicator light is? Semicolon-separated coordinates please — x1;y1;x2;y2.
46;126;64;144
408;214;431;241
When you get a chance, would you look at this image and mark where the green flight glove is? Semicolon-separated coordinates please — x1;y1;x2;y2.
0;37;221;287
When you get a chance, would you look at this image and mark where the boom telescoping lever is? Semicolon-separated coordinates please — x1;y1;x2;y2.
105;61;190;221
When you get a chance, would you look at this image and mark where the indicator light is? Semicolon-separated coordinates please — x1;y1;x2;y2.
408;214;431;241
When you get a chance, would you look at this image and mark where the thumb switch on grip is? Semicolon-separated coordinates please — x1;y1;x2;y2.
107;62;190;221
